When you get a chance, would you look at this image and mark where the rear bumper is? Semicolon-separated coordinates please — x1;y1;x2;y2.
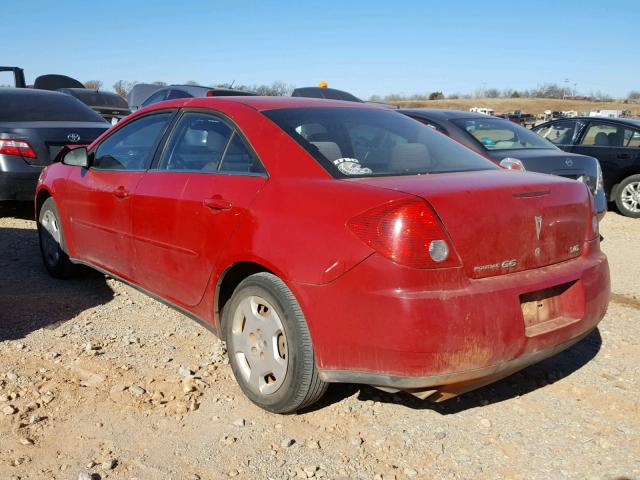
0;155;42;201
293;242;610;398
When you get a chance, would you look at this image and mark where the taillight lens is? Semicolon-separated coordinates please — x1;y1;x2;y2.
0;139;37;159
347;198;460;269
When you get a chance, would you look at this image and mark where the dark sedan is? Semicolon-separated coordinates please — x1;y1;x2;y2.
401;109;606;218
134;84;256;110
58;88;131;125
0;89;108;201
533;117;640;218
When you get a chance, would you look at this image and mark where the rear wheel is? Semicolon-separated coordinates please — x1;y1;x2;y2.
615;174;640;218
38;197;77;278
223;272;327;413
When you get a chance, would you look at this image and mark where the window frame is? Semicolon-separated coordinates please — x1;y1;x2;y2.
150;108;268;177
89;109;178;172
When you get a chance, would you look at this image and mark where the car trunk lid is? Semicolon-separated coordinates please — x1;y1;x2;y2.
0;121;108;166
348;170;591;278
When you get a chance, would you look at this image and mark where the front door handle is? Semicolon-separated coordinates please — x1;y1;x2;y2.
617;153;631;159
113;186;129;198
203;197;233;210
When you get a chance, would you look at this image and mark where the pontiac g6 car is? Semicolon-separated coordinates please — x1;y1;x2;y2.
36;97;610;413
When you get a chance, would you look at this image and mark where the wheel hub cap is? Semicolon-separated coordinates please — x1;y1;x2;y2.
231;296;288;395
40;210;61;264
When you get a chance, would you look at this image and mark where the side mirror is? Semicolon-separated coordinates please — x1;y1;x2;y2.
62;147;90;168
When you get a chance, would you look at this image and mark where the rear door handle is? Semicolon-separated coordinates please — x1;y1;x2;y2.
203;197;233;210
113;186;129;198
617;153;631;159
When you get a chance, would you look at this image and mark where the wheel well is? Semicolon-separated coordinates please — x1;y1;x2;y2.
215;262;273;328
35;190;51;219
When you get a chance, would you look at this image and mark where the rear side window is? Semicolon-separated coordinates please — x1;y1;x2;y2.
93;113;172;170
141;90;169;107
159;112;266;174
580;122;619;146
263;107;498;177
0;91;106;122
167;89;192;100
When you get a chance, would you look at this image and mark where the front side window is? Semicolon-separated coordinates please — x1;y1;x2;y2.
160;112;265;174
452;118;555;151
93;113;172;170
534;120;580;145
264;107;498;177
580;122;619;147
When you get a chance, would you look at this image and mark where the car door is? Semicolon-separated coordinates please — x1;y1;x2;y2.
130;110;268;307
63;112;173;280
570;120;639;194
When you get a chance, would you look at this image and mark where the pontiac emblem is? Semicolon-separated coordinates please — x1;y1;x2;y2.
535;216;542;240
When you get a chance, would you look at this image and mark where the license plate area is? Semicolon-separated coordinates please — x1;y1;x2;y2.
520;280;584;337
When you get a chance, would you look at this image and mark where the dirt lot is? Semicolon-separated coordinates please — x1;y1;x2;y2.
0;203;638;480
392;98;640;117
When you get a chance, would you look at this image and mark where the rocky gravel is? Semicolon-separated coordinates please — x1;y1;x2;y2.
0;202;638;480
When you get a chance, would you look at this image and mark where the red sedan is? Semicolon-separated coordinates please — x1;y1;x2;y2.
35;97;610;413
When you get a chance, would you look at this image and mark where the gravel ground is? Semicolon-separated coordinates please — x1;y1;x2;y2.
0;202;638;480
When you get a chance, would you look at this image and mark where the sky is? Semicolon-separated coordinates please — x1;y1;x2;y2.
2;0;638;99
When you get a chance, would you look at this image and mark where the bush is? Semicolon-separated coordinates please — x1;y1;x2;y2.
428;91;444;100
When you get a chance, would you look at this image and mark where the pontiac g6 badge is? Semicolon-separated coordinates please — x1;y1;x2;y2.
534;215;542;240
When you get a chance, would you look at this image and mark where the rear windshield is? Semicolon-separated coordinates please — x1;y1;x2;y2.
67;90;129;109
263;107;498;177
452;117;554;151
0;91;107;123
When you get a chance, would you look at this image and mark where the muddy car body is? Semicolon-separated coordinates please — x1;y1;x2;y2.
36;97;610;412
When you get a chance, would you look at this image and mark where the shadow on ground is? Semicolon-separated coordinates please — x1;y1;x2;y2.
307;328;602;414
0;209;114;340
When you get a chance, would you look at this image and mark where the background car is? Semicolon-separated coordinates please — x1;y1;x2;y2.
58;88;131;125
400;109;606;218
533;117;640;218
36;97;608;413
0;89;108;201
291;86;364;102
132;84;256;110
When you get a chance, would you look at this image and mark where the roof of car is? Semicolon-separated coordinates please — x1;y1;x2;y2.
399;108;499;121
143;95;383;112
560;116;640;127
0;88;75;99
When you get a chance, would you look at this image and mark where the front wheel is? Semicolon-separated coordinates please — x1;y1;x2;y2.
615;174;640;218
38;197;77;278
223;272;327;413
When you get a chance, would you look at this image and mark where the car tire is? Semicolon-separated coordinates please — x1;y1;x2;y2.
38;197;77;278
223;272;328;413
614;174;640;218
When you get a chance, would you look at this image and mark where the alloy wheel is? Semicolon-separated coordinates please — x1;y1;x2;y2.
620;181;640;213
40;209;61;265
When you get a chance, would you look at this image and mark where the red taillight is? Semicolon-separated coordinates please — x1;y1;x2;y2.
206;90;215;97
0;139;37;159
348;198;460;269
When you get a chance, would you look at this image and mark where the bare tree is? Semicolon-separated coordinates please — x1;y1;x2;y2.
485;88;500;98
152;81;167;86
113;80;137;98
83;80;103;90
627;91;640;100
185;80;200;86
